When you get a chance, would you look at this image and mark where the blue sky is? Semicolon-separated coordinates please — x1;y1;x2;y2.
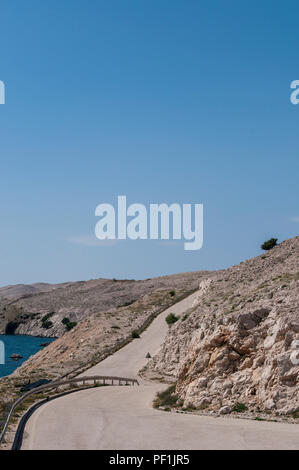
0;0;298;285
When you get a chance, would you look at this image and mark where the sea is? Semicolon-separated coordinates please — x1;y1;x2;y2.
0;335;55;378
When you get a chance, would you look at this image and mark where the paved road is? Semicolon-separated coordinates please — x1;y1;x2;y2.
21;291;299;450
80;292;198;381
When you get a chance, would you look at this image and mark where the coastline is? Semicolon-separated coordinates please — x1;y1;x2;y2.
0;335;55;379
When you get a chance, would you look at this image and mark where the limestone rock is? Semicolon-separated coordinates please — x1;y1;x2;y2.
144;236;299;417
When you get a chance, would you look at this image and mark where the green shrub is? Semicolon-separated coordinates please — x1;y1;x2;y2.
166;313;179;325
153;385;179;408
261;238;278;251
42;320;53;329
41;312;54;323
131;330;140;338
61;317;77;331
169;290;175;297
232;402;248;413
66;321;77;331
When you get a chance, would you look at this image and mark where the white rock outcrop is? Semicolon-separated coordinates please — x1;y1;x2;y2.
145;237;299;416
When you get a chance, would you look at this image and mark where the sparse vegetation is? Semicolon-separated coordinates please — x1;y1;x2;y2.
41;312;54;323
61;317;77;331
182;404;197;412
119;299;136;307
41;312;55;329
153;385;179;408
232;402;248;413
261;238;278;251
42;320;53;329
166;313;179;325
66;322;77;331
198;403;208;410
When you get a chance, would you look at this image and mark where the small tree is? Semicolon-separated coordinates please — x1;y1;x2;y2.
66;321;77;331
61;317;77;330
261;238;278;251
131;330;140;338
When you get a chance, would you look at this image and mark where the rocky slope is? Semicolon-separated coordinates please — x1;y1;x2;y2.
0;271;217;392
0;272;209;338
144;237;299;417
0;283;57;300
10;283;202;381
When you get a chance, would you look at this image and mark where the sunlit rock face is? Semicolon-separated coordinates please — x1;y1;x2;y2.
146;237;299;416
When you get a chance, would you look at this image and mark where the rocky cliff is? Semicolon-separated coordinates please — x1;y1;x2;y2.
144;237;299;417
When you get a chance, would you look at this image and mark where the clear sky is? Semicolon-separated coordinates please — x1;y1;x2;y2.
0;0;298;286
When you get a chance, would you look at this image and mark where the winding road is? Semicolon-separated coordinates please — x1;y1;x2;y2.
21;292;298;450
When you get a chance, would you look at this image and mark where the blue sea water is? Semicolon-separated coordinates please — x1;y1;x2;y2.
0;335;55;378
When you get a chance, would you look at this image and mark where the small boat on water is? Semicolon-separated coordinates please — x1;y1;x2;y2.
10;353;23;360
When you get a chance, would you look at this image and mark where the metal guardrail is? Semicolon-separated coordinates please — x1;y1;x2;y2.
0;288;197;447
0;375;138;445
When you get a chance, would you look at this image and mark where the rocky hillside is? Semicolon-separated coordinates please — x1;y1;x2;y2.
0;283;57;299
0;271;218;385
144;237;299;417
0;272;210;338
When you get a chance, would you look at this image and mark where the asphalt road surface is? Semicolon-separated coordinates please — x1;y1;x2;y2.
21;292;299;450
